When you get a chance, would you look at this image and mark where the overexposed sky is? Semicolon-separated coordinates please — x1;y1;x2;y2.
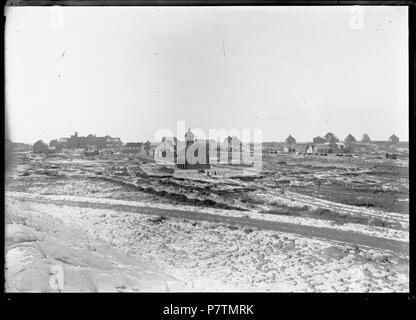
5;6;408;143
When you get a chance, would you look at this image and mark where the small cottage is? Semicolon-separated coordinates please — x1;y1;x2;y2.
153;138;176;163
283;146;295;153
49;139;63;152
335;142;345;153
388;135;399;144
313;136;325;144
361;133;371;143
306;145;314;154
324;132;339;143
33;140;48;154
84;146;99;156
285;135;296;145
344;134;356;144
46;146;59;155
221;136;243;165
315;143;332;154
295;143;313;154
123;142;143;154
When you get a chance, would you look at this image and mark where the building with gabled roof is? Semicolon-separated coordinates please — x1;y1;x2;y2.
176;129;210;170
313;136;325;144
344;134;356;144
285;135;296;145
315;143;332;154
123;142;143;154
154;138;177;163
295;143;313;154
324;132;339;143
361;133;371;143
388;134;399;144
33;140;48;154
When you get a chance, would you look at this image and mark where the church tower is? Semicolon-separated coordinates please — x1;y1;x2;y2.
185;128;194;147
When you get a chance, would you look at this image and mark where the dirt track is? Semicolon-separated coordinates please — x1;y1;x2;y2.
10;194;408;255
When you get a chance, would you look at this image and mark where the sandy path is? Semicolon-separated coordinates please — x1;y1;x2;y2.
9;194;408;255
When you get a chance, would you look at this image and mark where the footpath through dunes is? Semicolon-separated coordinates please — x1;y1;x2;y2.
7;192;409;256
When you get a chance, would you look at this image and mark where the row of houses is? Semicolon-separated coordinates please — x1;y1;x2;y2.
152;131;210;169
33;140;62;155
284;133;346;155
33;129;249;168
152;130;254;169
283;142;346;155
283;133;401;155
286;133;400;146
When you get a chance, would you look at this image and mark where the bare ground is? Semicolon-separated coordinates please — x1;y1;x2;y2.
4;150;409;292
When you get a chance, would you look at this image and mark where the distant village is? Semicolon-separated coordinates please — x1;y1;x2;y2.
30;132;150;156
28;130;253;170
278;132;401;155
6;130;404;170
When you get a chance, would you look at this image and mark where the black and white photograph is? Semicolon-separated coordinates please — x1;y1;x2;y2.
4;3;410;294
